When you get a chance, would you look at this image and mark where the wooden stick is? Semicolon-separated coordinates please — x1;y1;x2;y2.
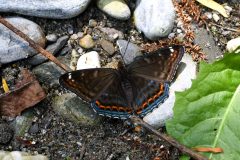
130;115;208;160
0;16;71;72
210;22;240;33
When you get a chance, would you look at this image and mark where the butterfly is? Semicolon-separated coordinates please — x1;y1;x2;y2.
59;45;184;119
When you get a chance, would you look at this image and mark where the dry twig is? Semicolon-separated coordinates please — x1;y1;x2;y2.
0;16;71;72
130;115;208;160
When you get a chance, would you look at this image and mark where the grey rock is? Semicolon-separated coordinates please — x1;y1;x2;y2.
0;0;91;19
194;28;223;62
10;110;36;137
27;35;69;66
28;123;39;134
32;61;65;87
100;39;115;55
117;40;142;65
46;34;58;42
134;0;175;40
98;27;124;40
59;46;71;56
97;0;131;20
0;123;13;144
52;93;101;126
0;17;46;64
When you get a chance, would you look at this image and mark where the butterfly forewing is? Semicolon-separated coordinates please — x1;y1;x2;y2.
127;45;184;83
59;68;118;102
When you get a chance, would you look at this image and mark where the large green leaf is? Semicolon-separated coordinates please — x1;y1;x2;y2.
166;54;240;159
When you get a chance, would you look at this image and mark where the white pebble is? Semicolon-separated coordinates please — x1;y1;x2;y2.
226;37;240;53
77;51;101;70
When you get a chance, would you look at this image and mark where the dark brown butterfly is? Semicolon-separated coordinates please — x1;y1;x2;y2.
59;45;184;119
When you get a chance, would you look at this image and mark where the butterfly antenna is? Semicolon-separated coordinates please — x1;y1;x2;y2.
120;38;130;66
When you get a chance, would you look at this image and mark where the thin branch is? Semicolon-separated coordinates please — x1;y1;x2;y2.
210;22;240;33
0;16;71;72
130;115;208;160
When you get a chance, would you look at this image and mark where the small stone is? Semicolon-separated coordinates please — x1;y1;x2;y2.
97;0;131;20
77;47;84;54
52;93;101;125
77;32;84;38
79;35;95;49
134;0;175;40
89;19;98;27
100;39;115;55
144;54;197;128
32;61;65;87
0;123;13;144
0;17;46;64
70;49;80;70
226;37;240;53
212;13;220;22
70;34;78;40
224;6;232;13
0;0;91;19
28;123;39;134
117;40;142;65
176;21;183;28
59;46;71;56
27;35;69;66
98;27;124;40
46;34;58;42
177;29;182;33
168;33;175;39
77;51;101;70
204;12;212;19
67;25;74;34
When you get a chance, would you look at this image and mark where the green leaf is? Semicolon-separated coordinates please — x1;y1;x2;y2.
166;54;240;159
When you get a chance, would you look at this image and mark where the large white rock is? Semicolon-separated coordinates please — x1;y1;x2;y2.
0;17;46;64
134;0;175;40
143;54;197;128
77;51;101;70
226;37;240;53
0;0;90;19
97;0;131;20
0;151;48;160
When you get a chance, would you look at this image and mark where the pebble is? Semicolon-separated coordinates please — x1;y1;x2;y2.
168;33;175;39
97;0;131;20
204;12;213;19
117;40;142;65
0;151;48;160
28;123;39;134
52;93;101;125
0;17;46;64
0;0;91;19
100;39;115;55
0;123;13;144
212;13;220;22
27;35;69;66
77;32;84;39
77;51;101;70
32;61;65;87
89;19;98;27
70;34;78;40
98;27;124;40
134;0;175;40
59;46;71;56
226;37;240;53
79;34;95;49
70;49;80;70
46;34;58;42
144;54;197;128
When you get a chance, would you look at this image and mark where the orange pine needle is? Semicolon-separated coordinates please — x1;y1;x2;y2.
192;147;223;153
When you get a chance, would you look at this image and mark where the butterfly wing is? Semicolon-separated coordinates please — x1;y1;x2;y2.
127;45;184;83
127;45;184;116
59;68;120;102
60;68;131;119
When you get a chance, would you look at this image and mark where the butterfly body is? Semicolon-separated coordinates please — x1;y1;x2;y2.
60;45;184;119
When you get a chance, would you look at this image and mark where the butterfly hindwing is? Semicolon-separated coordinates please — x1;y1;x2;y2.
59;68;118;102
127;45;184;83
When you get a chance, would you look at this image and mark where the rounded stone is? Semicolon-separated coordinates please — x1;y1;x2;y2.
77;51;101;70
79;35;95;49
134;0;176;40
0;16;46;64
226;37;240;53
97;0;131;20
0;0;91;19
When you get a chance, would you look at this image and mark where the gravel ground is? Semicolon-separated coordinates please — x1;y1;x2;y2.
0;1;239;160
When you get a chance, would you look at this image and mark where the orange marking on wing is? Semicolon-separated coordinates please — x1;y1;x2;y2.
95;100;129;113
